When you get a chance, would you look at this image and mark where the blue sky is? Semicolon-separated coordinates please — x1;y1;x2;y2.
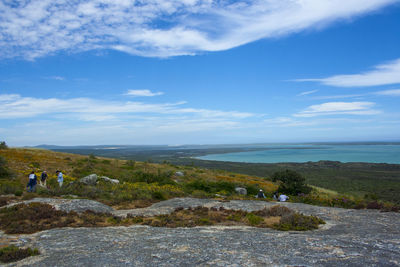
1;0;400;146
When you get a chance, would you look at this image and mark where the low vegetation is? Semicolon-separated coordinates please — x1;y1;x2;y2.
0;148;398;212
0;148;277;209
0;202;325;234
0;245;39;263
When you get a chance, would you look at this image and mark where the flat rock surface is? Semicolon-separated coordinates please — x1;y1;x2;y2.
4;197;114;214
2;198;400;266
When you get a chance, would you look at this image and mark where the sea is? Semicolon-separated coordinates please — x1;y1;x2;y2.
196;144;400;164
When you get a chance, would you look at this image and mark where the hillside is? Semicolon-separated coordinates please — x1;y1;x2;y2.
0;148;278;209
0;147;398;211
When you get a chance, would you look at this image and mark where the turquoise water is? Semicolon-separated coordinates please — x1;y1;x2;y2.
197;144;400;164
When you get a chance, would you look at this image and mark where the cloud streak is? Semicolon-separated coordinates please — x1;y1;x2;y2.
0;0;397;59
296;58;400;87
126;89;164;97
295;101;381;117
0;94;254;120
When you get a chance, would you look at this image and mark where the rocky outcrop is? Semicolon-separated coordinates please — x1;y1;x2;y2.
3;198;113;214
79;174;98;185
234;187;247;195
2;198;400;266
175;171;184;177
79;174;119;185
99;176;119;184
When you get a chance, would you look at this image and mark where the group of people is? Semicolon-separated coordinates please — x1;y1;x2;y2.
26;170;64;192
256;189;289;202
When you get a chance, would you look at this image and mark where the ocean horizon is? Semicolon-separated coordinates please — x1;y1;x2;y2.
196;144;400;164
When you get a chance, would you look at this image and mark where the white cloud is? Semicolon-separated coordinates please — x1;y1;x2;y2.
295;101;381;117
312;94;364;100
0;0;396;59
125;89;164;97
297;58;400;87
46;76;65;81
297;90;318;96
374;89;400;96
0;94;254;120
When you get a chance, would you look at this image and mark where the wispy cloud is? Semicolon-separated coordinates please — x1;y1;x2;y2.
125;89;164;97
296;58;400;87
297;90;318;96
374;89;400;96
295;101;381;117
0;0;396;60
312;94;364;100
0;94;254;120
46;76;65;81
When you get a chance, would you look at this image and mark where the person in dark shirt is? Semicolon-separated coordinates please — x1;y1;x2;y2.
256;189;266;198
40;171;48;187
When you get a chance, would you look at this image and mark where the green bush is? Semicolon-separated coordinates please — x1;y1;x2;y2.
184;179;236;195
245;184;259;196
122;171;175;185
0;141;8;150
0;156;12;179
0;245;39;263
272;170;312;195
246;213;263;226
0;180;22;195
275;213;325;231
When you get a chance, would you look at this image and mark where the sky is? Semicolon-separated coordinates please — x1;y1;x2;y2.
1;0;400;146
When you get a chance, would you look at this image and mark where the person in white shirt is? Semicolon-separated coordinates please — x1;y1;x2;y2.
56;170;63;187
278;194;289;202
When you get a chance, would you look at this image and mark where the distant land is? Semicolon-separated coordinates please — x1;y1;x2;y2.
31;142;400;204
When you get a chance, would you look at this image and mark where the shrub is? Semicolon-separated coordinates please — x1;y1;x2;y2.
184;179;236;195
0;245;39;263
0;141;8;150
255;205;293;217
275;213;325;231
122;171;175;185
0;181;22;195
0;156;12;179
271;170;312;195
0;203;68;234
245;184;259;196
152;191;166;200
366;201;384;210
246;213;263;226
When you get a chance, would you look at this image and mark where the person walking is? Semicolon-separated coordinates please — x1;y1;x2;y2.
40;171;48;187
27;171;37;192
56;170;63;187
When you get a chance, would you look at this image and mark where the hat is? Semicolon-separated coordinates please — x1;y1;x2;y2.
259;189;263;191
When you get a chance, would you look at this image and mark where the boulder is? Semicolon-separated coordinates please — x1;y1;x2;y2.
99;176;120;184
80;174;98;185
235;187;247;195
175;171;184;177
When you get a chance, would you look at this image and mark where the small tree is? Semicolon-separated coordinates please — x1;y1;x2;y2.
272;170;312;195
0;141;8;149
